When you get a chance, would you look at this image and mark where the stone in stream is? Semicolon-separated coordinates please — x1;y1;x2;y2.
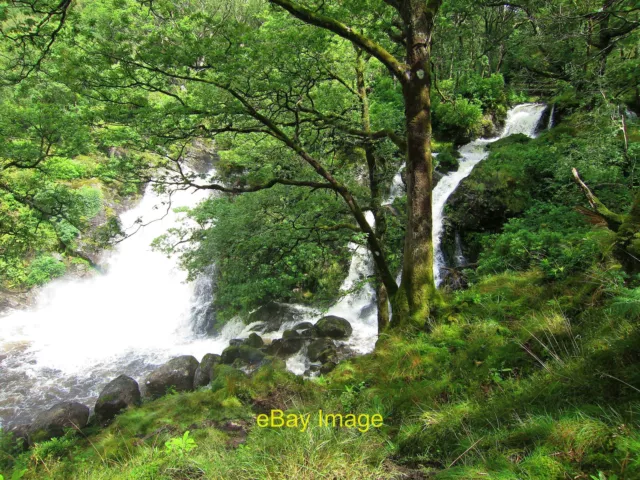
263;329;304;356
314;316;353;339
243;332;264;348
193;353;222;388
220;345;266;366
95;375;141;423
144;355;199;399
307;338;337;363
28;401;90;443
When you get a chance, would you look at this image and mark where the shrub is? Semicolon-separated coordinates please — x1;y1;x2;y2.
25;255;66;286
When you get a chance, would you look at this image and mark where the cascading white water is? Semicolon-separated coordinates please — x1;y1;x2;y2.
432;103;547;285
0;180;246;428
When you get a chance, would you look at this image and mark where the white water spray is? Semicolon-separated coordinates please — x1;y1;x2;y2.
0;181;244;428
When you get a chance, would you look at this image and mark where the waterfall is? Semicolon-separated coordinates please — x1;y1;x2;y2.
0;179;242;428
0;104;547;427
453;232;467;267
548;104;556;130
432;103;547;285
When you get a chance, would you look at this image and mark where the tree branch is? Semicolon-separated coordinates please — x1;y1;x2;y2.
268;0;409;83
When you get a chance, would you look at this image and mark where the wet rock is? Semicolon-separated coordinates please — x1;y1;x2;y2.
220;345;266;366
193;353;222;388
144;355;199;399
314;316;352;339
264;330;304;356
247;302;301;333
95;375;141;423
29;402;90;442
243;333;264;348
229;339;244;346
307;338;337;363
320;361;338;375
297;326;318;340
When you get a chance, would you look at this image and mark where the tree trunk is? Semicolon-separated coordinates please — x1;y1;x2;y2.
393;0;442;329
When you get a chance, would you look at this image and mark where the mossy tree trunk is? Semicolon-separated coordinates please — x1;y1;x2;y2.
266;0;445;329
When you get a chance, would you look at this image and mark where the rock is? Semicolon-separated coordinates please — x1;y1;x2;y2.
229;339;244;346
307;338;337;363
243;333;264;348
29;402;90;442
320;361;338;374
193;353;222;388
247;302;301;333
297;326;318;340
314;316;353;339
95;375;141;423
220;345;266;366
264;330;304;356
144;355;199;399
292;322;313;331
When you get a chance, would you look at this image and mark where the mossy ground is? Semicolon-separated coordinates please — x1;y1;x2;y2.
2;265;640;479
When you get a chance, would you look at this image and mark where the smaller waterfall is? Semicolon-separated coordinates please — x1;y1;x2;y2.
453;232;467;267
548;104;556;130
432;103;547;285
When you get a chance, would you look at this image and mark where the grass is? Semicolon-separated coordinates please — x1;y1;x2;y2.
2;268;640;479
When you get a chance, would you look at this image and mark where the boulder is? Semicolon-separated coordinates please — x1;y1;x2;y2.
229;339;244;346
29;402;90;442
307;338;337;363
193;353;222;388
264;330;304;356
144;355;199;399
314;316;353;339
95;375;141;423
247;302;300;333
220;345;265;366
320;361;338;375
243;333;264;348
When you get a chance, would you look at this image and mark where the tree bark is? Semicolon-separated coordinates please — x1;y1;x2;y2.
392;0;442;329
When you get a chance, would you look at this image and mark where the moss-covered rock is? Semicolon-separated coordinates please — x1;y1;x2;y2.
314;316;352;339
193;353;222;388
220;345;266;365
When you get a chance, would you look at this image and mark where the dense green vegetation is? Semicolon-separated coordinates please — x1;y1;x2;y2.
1;0;639;478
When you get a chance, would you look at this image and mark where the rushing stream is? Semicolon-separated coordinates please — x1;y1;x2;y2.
0;103;547;428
